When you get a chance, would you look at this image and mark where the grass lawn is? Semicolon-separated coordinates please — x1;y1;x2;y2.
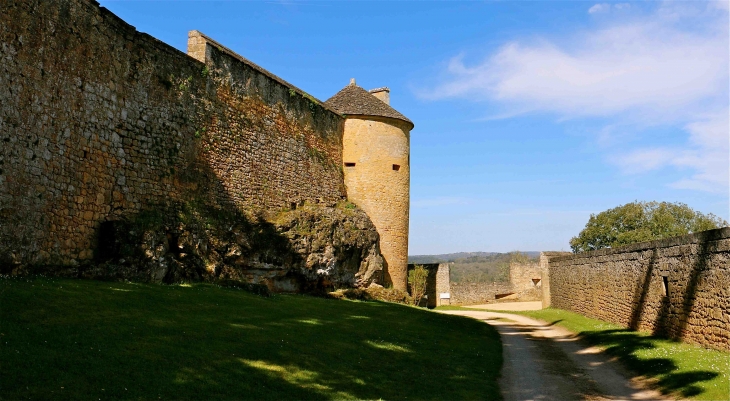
1;277;502;400
438;306;728;401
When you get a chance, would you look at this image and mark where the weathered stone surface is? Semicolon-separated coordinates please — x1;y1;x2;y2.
450;282;515;305
340;112;411;291
0;0;377;291
272;203;384;290
509;262;543;301
548;228;730;351
17;202;382;292
436;262;546;305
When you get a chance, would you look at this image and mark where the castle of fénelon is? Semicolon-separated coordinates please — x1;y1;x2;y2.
1;0;411;292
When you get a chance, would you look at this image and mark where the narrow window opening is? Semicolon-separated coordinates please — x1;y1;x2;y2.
344;162;356;167
662;276;669;297
392;164;400;171
83;150;89;159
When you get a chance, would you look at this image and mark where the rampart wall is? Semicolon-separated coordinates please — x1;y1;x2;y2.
0;0;345;267
539;251;571;308
549;228;730;351
509;262;542;301
450;282;515;305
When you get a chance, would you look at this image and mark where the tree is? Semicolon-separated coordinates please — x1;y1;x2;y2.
570;201;727;253
407;265;429;307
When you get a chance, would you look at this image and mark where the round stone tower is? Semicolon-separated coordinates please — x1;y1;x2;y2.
325;79;414;291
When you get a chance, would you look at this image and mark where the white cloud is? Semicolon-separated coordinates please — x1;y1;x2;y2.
589;2;631;14
425;2;729;193
588;3;611;14
609;112;728;193
711;0;729;11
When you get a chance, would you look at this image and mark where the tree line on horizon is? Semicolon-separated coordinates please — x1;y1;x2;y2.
408;251;539;283
408;201;725;282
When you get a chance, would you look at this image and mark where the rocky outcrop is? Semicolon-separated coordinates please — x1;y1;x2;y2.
271;203;384;290
15;201;384;293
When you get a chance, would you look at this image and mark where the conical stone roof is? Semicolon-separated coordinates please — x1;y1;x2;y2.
325;82;414;129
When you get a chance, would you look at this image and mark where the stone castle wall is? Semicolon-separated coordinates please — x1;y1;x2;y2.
343;116;410;290
0;0;345;267
549;228;730;351
539;251;571;308
509;262;542;301
445;261;544;305
450;282;515;305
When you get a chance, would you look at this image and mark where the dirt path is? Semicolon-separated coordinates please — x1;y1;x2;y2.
463;301;543;311
439;310;668;401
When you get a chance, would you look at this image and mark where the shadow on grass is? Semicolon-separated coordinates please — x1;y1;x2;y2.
580;329;719;398
0;277;503;400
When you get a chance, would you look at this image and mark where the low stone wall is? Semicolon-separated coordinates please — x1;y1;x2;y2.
549;228;730;351
450;282;514;305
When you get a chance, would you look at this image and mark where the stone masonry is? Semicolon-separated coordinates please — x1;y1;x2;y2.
449;282;516;305
0;0;401;293
327;83;413;292
0;0;345;267
509;262;543;301
446;261;546;305
548;228;730;351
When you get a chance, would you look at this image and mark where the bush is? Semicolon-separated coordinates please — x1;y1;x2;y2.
408;265;428;307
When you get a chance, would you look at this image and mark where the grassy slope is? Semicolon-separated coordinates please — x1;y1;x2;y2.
441;306;728;401
1;277;502;400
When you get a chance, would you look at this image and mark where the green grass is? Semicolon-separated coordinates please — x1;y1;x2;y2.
509;308;729;401
0;277;502;400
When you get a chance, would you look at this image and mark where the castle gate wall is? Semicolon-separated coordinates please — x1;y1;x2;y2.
548;228;730;351
343;116;410;291
0;0;345;267
449;282;515;305
539;251;571;308
509;262;542;301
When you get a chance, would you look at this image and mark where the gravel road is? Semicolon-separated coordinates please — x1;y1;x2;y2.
439;310;667;401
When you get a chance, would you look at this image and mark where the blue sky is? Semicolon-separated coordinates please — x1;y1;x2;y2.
99;0;729;254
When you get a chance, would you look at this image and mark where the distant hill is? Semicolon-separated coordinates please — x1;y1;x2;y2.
408;251;540;283
409;251;540;264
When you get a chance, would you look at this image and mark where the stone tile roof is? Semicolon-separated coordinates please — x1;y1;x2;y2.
325;82;414;129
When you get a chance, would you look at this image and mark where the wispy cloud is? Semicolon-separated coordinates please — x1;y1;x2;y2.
615;112;729;193
588;2;631;14
588;3;611;14
423;2;729;193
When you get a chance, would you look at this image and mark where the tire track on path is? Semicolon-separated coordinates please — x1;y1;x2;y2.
439;310;667;401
